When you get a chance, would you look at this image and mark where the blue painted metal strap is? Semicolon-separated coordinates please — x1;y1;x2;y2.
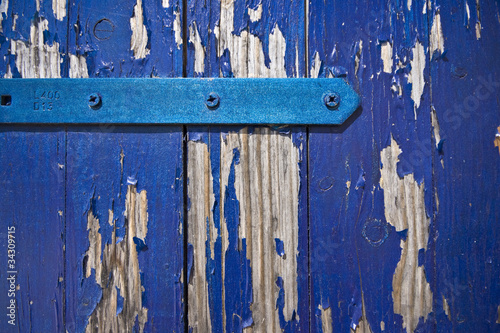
0;78;359;125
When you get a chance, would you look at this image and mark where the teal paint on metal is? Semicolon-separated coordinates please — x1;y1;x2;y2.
0;78;360;125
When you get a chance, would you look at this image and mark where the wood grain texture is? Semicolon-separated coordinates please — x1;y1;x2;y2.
186;0;307;331
84;185;149;332
62;0;185;331
0;0;69;78
187;139;215;332
65;128;183;332
221;127;304;332
186;0;304;78
1;0;500;331
308;0;435;332
187;126;308;333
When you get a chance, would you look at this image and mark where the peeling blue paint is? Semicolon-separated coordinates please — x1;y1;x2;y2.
348;290;362;330
77;270;102;326
355;170;366;189
3;0;498;331
275;276;287;328
187;243;194;284
133;237;148;252
308;0;438;329
418;248;426;267
223;148;254;333
275;238;285;257
116;287;124;315
65;127;184;332
207;127;224;332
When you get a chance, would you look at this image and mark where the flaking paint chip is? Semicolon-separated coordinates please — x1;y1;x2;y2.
494;126;500;155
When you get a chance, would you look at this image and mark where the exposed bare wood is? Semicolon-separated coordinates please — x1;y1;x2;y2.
187;141;215;332
495;126;500;155
130;0;149;59
380;137;433;333
319;305;332;333
6;18;61;78
220;127;300;331
69;54;89;78
85;185;149;333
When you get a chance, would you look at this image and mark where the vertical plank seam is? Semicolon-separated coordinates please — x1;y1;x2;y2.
426;2;438;332
306;126;312;333
63;0;71;324
64;0;71;76
183;125;189;332
182;0;188;77
63;126;68;331
63;0;71;323
305;0;311;329
182;0;189;328
304;0;309;78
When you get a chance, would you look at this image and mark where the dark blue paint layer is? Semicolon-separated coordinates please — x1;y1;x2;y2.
223;149;254;332
0;127;65;332
2;0;498;331
275;238;285;256
308;0;434;332
431;0;500;331
68;0;182;77
65;126;183;332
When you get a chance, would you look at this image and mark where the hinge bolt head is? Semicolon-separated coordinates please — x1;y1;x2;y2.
324;92;340;109
205;92;220;109
88;93;102;109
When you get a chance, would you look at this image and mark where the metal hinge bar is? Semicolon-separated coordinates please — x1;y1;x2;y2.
0;78;360;125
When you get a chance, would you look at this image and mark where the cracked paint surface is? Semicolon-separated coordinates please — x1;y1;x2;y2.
7;18;61;78
130;0;150;59
408;40;426;112
84;185;149;333
222;128;300;330
188;127;304;332
380;137;433;333
1;0;499;331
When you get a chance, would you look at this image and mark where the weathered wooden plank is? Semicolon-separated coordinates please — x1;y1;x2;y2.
65;127;183;332
429;0;500;331
0;127;65;331
187;126;308;332
308;0;435;332
0;1;68;331
186;1;307;331
64;0;185;331
67;0;183;78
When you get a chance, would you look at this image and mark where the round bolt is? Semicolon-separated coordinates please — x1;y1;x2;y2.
324;92;340;109
205;92;220;109
88;93;102;109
